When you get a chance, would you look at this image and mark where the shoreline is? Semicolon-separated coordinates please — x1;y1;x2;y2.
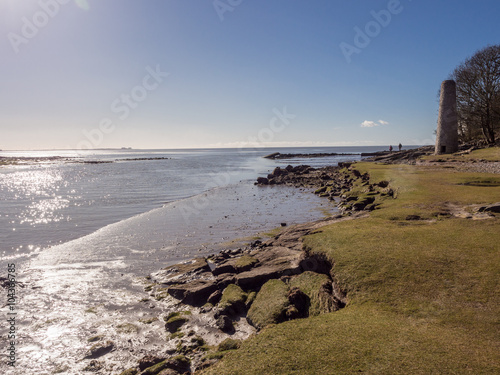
113;162;385;374
118;146;500;375
4;146;499;374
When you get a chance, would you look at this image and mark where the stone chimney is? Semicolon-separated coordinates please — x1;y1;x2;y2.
435;80;459;154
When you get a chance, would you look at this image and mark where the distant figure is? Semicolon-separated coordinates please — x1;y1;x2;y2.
389;145;393;152
398;143;402;151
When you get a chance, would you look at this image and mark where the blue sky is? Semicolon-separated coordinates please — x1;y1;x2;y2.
0;0;499;150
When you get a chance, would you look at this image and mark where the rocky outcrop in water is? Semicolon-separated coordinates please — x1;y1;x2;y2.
264;152;357;159
255;163;393;213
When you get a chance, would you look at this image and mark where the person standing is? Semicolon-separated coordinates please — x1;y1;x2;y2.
398;143;402;151
389;145;393;152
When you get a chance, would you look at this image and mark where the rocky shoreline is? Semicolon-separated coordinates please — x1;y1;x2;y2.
117;214;361;375
113;162;392;375
93;146;499;374
255;163;393;213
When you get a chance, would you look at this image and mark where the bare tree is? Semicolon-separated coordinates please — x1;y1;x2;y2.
450;45;500;144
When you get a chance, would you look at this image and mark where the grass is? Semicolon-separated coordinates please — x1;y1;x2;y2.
289;271;331;316
246;279;290;329
234;255;259;271
422;145;500;162
199;162;500;374
219;284;247;309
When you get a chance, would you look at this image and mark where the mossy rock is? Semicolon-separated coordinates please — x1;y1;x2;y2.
234;255;259;272
245;291;257;308
219;284;247;315
141;356;191;375
139;317;159;324
247;279;290;329
141;360;168;375
315;186;328;194
165;316;188;333
289;271;331;316
84;340;114;359
164;310;191;322
87;335;103;343
119;369;138;375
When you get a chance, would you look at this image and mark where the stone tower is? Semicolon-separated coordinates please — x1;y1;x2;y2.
435;80;459;154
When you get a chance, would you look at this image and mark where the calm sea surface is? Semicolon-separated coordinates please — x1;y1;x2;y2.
0;147;383;263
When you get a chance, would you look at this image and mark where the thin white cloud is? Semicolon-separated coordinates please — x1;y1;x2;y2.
361;120;389;128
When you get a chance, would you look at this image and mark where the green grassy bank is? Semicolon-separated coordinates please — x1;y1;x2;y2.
200;157;500;374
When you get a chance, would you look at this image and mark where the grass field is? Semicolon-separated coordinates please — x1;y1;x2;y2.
199;159;500;374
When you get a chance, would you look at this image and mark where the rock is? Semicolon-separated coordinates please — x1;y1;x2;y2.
151;258;211;285
167;278;218;306
83;359;103;372
406;215;422;220
256;177;269;185
236;261;300;290
207;290;223;305
139;356;165;371
271;167;286;177
477;202;500;213
157;369;179;375
215;315;234;333
352;201;367;211
165;315;189;333
314;186;328;194
212;263;237;276
141;355;190;375
84;340;114;359
263;152;280;159
364;203;378;211
219;284;247;316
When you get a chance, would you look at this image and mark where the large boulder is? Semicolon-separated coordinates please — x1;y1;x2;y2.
167;278;218;306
